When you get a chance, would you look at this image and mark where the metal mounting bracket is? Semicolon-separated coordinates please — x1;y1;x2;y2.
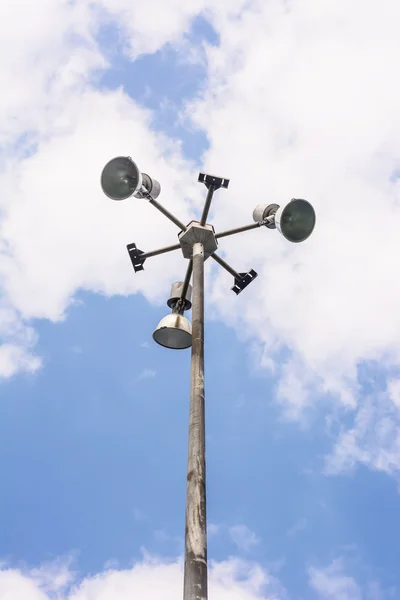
127;243;146;272
198;172;230;190
231;269;258;295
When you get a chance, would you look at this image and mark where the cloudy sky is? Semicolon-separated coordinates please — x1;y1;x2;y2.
1;0;400;598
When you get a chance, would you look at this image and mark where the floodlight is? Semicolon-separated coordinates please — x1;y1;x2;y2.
153;313;192;349
101;156;160;201
275;199;316;243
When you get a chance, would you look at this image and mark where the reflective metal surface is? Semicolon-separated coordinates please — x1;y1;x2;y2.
153;314;192;349
101;156;141;200
275;199;316;243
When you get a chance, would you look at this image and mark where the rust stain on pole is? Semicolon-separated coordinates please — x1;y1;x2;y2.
183;242;208;600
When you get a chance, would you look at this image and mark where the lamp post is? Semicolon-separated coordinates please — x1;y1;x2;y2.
100;156;316;600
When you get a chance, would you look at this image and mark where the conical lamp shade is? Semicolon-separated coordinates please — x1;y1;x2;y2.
101;156;142;200
275;199;316;243
153;314;192;349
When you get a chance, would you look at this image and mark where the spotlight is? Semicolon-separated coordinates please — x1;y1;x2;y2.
101;156;161;201
153;314;192;349
275;199;316;243
253;199;316;243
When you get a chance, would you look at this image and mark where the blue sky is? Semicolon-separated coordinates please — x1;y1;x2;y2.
1;2;400;599
5;289;400;597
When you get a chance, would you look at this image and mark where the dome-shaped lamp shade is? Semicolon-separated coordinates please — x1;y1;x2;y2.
153;314;192;350
275;199;316;243
101;156;142;200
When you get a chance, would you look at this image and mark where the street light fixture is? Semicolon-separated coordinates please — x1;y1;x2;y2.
100;157;316;600
252;199;316;242
101;156;161;201
153;281;193;350
152;313;192;349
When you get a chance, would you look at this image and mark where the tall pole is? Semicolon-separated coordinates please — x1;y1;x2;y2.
102;159;315;600
183;241;207;600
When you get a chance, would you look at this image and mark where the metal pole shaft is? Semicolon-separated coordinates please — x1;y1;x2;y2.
183;242;207;600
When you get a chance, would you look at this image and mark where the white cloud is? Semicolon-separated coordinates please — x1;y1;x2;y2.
30;558;75;595
0;557;73;600
0;556;286;600
0;305;40;377
0;0;212;377
0;343;41;378
2;555;391;600
180;0;400;469
309;559;362;600
325;391;400;476
183;0;400;411
229;525;260;552
308;558;393;600
138;368;157;380
388;379;400;410
208;523;220;536
1;0;400;478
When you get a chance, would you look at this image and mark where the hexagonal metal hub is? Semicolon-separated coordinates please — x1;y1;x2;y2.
179;221;218;260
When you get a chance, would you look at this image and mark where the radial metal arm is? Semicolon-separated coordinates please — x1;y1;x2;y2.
148;197;186;230
211;253;258;295
127;242;181;272
214;217;275;240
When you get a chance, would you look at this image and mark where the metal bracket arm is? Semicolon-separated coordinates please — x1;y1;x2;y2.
211;253;258;295
173;260;193;314
198;172;230;226
146;196;186;230
211;253;240;279
215;217;275;240
127;241;181;272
